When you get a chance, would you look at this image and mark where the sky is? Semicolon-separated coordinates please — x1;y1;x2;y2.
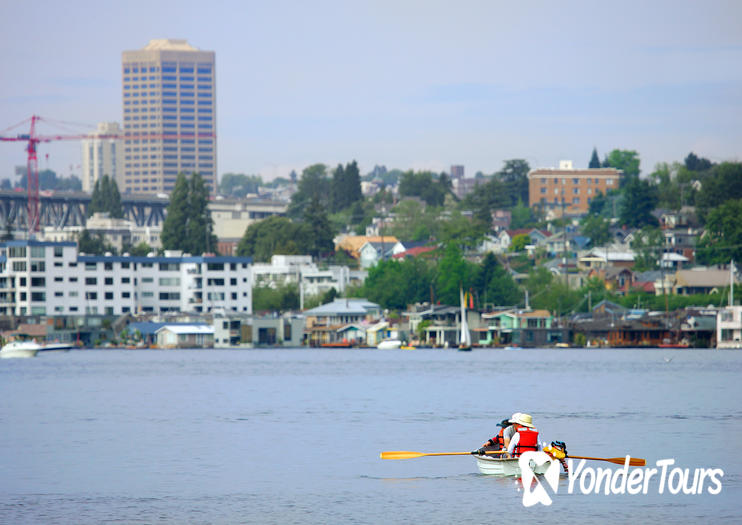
1;0;741;183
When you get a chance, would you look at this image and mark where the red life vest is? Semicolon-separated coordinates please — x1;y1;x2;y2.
512;425;539;457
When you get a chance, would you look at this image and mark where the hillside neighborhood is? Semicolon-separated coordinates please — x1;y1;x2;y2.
1;151;742;349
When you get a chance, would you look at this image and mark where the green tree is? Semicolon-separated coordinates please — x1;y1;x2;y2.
581;215;611;247
696;199;742;265
510;200;536;229
236;216;307;262
589;148;601;169
474;253;520;307
630;226;663;271
88;175;123;218
77;229;112;255
361;257;435;310
434;243;476;306
302;196;335;258
696;162;742;222
253;283;300;312
186;172;218;254
603;149;641;179
510;233;531;252
439;211;488;249
496;159;530;205
398;170;448;206
125;241;153;256
619;176;658;228
218;173;262;198
650;163;682;210
161;173;190;250
161;173;217;254
684;152;714;172
287;164;330;219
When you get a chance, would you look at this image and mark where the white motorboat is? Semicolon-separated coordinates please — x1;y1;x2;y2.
1;340;42;359
377;339;402;350
474;454;552;476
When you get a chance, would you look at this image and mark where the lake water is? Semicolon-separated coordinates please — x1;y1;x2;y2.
1;348;740;524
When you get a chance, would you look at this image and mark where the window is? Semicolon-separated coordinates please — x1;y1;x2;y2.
86;292;97;300
105;292;114;300
54;291;63;297
122;277;130;284
85;277;97;285
572;178;579;184
31;292;45;302
230;278;237;285
54;276;63;282
54;246;64;257
142;291;154;298
573;188;579;194
86;262;96;270
572;197;580;204
31;277;45;287
607;179;614;186
12;261;26;271
159;292;180;300
122;291;130;298
105;277;113;285
540;187;546;194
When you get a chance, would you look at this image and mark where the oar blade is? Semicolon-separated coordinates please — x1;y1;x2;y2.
569;455;646;466
380;450;425;460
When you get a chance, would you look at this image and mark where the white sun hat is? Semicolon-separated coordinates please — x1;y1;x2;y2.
510;413;535;428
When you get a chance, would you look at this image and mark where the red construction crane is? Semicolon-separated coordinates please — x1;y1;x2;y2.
0;115;214;235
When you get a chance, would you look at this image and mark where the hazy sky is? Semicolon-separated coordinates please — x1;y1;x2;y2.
1;1;741;182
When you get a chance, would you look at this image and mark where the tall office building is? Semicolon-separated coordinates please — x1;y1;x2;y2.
81;122;124;193
122;39;216;195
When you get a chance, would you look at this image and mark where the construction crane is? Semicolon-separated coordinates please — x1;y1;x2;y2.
0;115;215;235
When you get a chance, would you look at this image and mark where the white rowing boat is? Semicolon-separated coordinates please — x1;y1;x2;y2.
474;454;553;476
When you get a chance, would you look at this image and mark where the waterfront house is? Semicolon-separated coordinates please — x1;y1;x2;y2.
155;324;215;348
303;298;381;346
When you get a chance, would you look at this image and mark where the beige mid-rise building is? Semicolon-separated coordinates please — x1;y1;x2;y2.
122;39;216;195
527;160;623;216
81;122;124;193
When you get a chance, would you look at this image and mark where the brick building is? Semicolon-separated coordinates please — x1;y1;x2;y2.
527;161;623;216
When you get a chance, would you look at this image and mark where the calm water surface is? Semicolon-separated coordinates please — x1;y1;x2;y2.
1;348;740;524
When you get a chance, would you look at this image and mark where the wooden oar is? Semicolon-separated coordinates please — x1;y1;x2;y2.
380;450;507;460
568;455;646;467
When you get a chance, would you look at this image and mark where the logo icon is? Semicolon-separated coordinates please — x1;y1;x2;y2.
519;451;561;507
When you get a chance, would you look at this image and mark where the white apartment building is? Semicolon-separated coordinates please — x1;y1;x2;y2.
0;240;251;316
81;122;125;193
249;255;361;303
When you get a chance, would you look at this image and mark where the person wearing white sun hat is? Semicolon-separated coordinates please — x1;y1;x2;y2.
503;412;540;458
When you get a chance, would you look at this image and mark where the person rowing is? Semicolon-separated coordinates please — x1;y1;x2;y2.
476;416;515;455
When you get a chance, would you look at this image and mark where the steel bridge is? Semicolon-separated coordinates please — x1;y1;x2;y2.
0;190;168;230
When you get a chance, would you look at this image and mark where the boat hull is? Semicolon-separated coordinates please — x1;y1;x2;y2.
1;341;41;359
377;339;402;350
475;455;551;476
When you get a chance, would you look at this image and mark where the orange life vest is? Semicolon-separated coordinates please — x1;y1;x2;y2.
512;425;539;457
488;427;506;449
